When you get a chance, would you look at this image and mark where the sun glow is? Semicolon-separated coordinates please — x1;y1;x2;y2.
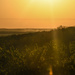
1;0;75;28
30;0;63;4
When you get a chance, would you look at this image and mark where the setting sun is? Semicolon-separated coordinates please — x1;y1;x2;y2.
30;0;62;3
29;0;63;6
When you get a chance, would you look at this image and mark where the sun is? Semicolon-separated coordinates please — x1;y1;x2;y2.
29;0;63;6
30;0;62;3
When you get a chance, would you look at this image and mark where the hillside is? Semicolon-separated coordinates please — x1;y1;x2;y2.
0;26;75;75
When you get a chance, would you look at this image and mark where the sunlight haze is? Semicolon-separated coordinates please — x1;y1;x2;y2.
0;0;75;28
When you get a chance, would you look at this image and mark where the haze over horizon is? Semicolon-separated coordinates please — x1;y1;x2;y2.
0;0;75;28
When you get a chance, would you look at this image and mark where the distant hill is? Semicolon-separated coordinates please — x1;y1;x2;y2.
0;28;51;36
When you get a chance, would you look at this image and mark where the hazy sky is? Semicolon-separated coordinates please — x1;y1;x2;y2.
0;0;75;28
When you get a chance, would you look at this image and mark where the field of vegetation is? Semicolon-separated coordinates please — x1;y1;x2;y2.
0;26;75;75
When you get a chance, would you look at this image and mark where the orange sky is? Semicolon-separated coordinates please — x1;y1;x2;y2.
0;0;75;28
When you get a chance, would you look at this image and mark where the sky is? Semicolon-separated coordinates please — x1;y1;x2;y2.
0;0;75;28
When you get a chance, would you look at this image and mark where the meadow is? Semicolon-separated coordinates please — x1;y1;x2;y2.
0;26;75;75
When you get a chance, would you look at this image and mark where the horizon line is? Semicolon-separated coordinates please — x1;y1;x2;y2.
0;26;75;29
